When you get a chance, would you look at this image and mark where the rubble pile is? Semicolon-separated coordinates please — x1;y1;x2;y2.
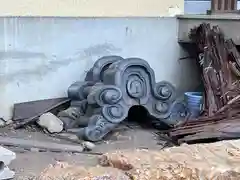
38;139;240;180
99;139;240;179
38;162;130;180
170;23;240;144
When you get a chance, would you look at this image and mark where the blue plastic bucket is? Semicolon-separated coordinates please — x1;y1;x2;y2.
184;92;203;118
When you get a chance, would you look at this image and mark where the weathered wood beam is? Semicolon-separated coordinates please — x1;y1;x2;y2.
0;136;84;153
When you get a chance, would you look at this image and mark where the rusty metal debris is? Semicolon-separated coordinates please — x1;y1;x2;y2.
170;23;240;144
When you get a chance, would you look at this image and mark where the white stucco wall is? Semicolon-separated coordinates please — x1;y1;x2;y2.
0;0;183;17
0;17;199;120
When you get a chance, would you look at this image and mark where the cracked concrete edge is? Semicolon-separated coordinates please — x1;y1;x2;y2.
0;146;16;166
0;146;16;180
0;167;15;180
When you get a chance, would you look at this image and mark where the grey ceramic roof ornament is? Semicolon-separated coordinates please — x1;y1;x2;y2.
58;56;186;142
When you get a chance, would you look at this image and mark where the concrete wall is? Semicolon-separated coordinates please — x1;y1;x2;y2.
0;0;183;17
0;17;199;120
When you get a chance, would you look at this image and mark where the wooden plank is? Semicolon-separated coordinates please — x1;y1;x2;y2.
15;99;71;129
178;132;232;144
170;118;240;138
0;136;84;153
179;130;240;144
13;98;69;121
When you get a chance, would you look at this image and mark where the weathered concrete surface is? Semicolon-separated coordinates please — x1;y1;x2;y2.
178;14;240;45
0;146;16;179
0;17;199;120
0;137;85;153
0;125;163;179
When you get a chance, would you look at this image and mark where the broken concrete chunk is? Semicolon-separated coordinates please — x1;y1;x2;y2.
0;146;16;180
0;146;16;166
37;113;63;133
5;120;13;126
30;147;40;152
0;118;6;128
0;167;15;180
0;119;13;128
82;141;95;151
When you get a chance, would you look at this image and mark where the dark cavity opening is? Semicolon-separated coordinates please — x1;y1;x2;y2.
127;105;149;125
0;161;4;172
127;105;171;130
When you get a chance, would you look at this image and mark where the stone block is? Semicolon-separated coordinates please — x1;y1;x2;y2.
37;112;63;133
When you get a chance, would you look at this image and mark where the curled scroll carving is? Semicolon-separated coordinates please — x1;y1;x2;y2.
87;85;122;106
154;81;176;101
58;56;186;142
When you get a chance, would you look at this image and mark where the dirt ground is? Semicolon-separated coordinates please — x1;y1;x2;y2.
0;123;164;179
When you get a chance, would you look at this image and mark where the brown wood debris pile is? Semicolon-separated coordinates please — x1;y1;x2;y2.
170;23;240;144
38;140;240;180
